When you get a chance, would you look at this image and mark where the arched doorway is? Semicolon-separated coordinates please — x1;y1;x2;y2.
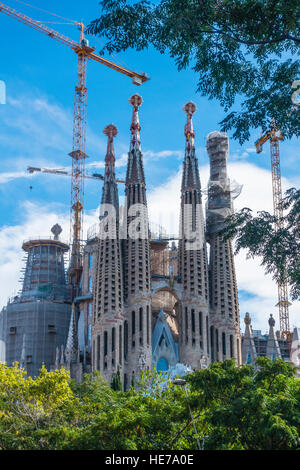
151;285;180;337
151;286;181;371
157;357;169;372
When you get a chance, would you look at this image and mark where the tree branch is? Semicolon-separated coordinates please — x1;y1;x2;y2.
198;26;299;45
169;411;203;448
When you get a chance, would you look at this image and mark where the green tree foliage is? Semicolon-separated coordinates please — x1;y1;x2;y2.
222;187;300;300
0;364;74;450
188;358;300;450
87;0;300;143
0;359;299;450
0;365;194;450
111;366;122;391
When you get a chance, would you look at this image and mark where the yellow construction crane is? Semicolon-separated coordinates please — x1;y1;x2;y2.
0;2;148;295
255;123;292;341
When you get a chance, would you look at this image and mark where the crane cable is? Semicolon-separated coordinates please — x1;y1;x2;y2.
89;32;137;77
12;0;79;25
12;0;133;71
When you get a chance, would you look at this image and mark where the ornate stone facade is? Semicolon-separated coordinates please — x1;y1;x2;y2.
93;124;125;383
122;95;152;387
87;97;243;387
3;96;300;382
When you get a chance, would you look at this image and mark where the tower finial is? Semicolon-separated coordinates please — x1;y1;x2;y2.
183;101;196;149
103;124;118;179
129;94;143;148
103;123;118;140
268;313;276;328
51;224;62;240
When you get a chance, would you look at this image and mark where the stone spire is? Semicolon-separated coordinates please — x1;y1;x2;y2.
206;131;241;364
241;313;257;364
181;101;201;190
19;334;26;370
122;94;152;387
60;344;65;366
65;304;79;366
55;346;60;370
101;124;119;211
126;94;146;186
92;124;125;383
178;102;210;369
266;314;281;359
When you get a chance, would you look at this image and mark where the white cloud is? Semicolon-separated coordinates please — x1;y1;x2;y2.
0;171;31;184
86;149;183;173
115;153;129;168
0;92;183;184
0;91;107;178
144;149;183;161
148;169;181;236
0;90;186;187
230;149;252;161
229;144;258;161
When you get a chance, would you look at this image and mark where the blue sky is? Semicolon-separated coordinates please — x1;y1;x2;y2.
0;0;299;332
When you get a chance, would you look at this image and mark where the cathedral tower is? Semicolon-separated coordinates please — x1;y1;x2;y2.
206;131;241;364
93;124;125;383
178;102;210;369
123;95;152;386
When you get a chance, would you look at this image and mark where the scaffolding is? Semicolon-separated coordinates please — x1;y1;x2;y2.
20;237;70;300
0;226;73;377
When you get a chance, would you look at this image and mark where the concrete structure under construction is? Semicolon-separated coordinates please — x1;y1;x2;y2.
0;225;72;377
242;312;300;369
206;131;241;363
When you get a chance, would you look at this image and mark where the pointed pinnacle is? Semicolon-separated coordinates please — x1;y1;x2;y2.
103;124;118;178
129;94;143;147
183;101;196;147
103;123;118;139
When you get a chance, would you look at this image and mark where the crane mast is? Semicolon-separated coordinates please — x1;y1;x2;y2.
255;125;291;340
69;35;89;289
0;2;148;297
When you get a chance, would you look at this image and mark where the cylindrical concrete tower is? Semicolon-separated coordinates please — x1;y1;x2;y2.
206;131;241;365
2;225;72;377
